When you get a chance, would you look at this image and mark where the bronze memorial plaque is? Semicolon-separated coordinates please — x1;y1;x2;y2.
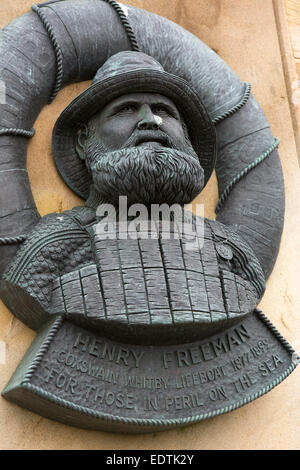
0;0;298;433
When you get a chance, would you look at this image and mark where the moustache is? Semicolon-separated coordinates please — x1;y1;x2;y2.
122;130;180;151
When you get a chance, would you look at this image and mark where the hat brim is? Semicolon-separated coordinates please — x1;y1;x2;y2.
52;69;216;199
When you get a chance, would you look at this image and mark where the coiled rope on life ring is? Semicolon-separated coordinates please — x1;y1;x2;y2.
0;0;140;246
29;0;282;215
0;0;280;247
0;0;284;282
31;0;139;104
216;137;280;213
0;128;35;138
31;3;64;103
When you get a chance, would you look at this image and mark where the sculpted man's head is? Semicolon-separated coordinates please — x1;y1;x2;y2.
75;92;205;207
52;51;216;205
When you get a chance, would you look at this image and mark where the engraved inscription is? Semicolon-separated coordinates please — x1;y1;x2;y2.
174;366;226;389
164;392;204;410
162;324;251;368
57;350;120;384
83;386;136;410
123;375;169;389
73;332;145;367
258;354;283;376
45;368;79;395
230;339;269;371
28;316;292;421
241;203;283;224
208;386;228;401
231;373;257;392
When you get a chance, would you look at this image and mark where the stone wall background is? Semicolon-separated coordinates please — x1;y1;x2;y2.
0;0;299;450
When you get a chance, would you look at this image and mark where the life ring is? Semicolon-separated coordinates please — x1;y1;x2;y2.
0;0;295;435
0;0;284;285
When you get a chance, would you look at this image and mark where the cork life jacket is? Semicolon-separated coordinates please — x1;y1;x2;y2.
1;207;265;344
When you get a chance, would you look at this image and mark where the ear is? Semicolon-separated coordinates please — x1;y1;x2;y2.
75;124;89;161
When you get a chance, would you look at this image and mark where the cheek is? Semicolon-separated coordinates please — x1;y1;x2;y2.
162;120;186;145
96;118;136;149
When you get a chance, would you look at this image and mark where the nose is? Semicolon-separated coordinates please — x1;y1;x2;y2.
136;104;160;130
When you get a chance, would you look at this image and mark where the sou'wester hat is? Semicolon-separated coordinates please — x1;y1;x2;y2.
52;51;217;199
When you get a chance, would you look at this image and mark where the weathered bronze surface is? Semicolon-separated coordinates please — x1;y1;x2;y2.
0;0;298;433
2;311;295;433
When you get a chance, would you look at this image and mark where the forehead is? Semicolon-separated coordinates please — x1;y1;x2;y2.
101;92;179;112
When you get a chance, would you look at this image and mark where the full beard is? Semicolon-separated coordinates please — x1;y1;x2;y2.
87;138;205;208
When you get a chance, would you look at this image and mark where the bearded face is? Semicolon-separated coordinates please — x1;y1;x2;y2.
77;93;205;208
85;131;204;207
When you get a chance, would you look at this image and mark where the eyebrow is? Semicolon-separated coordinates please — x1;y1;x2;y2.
107;98;179;115
152;102;179;114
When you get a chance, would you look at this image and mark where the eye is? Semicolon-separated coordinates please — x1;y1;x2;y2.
152;105;177;118
116;104;137;114
153;105;169;114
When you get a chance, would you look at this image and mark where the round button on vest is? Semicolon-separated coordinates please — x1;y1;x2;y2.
216;242;233;260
